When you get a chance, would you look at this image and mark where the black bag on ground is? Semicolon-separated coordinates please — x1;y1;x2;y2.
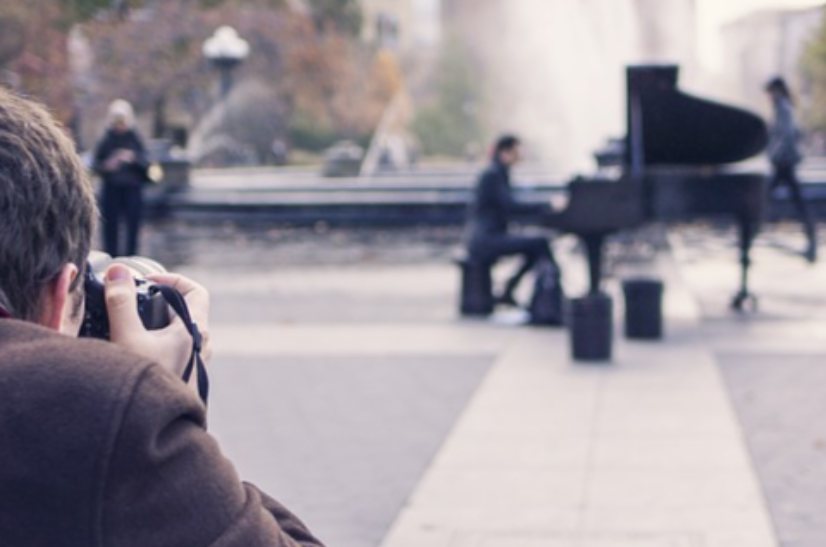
529;260;565;326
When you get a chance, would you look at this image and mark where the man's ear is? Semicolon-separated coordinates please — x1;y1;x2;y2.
38;263;78;332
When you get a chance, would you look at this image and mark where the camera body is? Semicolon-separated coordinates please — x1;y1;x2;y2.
79;253;170;339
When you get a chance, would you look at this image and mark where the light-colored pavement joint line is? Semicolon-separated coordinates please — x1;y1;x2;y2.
573;371;606;544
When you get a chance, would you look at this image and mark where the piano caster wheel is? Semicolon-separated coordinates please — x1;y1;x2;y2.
730;292;757;313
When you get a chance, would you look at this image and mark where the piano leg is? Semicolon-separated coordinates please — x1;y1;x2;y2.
583;234;605;294
731;217;759;312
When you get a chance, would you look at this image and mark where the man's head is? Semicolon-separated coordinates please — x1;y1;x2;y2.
493;134;521;166
765;76;790;101
0;87;97;333
107;99;134;134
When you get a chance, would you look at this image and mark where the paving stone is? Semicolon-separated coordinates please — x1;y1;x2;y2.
717;354;826;547
207;355;494;547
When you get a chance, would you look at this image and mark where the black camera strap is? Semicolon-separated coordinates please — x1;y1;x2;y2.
156;285;209;405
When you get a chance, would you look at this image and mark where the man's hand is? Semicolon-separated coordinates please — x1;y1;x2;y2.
116;148;136;163
104;265;212;388
103;155;122;172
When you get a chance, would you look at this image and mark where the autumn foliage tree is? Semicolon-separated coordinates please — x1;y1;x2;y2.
307;0;362;35
0;1;107;125
79;0;394;157
1;0;397;161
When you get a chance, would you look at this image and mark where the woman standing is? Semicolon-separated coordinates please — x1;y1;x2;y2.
766;77;817;262
93;99;149;257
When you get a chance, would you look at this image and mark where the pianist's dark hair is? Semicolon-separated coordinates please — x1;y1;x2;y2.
494;134;520;156
765;77;792;102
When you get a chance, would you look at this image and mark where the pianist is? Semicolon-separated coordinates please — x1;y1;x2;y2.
465;135;557;307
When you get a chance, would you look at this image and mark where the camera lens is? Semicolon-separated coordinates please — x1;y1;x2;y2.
110;256;167;277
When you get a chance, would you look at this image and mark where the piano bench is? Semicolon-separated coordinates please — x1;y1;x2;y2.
454;253;495;316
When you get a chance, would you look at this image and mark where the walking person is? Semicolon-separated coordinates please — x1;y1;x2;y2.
765;77;817;262
94;99;149;257
465;134;557;307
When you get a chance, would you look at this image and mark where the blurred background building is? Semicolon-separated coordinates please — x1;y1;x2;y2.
721;5;823;113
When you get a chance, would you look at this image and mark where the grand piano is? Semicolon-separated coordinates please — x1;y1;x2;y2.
548;65;769;310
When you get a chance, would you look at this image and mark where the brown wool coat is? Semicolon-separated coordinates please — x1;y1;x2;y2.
0;319;324;547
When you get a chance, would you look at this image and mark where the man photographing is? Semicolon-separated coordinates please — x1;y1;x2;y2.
0;89;322;545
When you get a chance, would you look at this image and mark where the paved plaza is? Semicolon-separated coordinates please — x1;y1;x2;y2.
145;221;826;547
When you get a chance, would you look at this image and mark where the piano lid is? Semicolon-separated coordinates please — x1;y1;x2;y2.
626;65;768;166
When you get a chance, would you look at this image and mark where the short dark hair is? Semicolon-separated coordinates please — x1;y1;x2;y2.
0;88;97;320
765;76;791;99
494;134;520;156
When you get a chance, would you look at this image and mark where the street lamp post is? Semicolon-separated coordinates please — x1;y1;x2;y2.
203;26;250;99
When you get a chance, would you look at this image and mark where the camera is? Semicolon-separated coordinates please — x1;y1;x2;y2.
78;252;170;339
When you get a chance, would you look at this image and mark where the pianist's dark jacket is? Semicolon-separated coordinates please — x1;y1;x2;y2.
466;160;550;247
0;318;323;547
